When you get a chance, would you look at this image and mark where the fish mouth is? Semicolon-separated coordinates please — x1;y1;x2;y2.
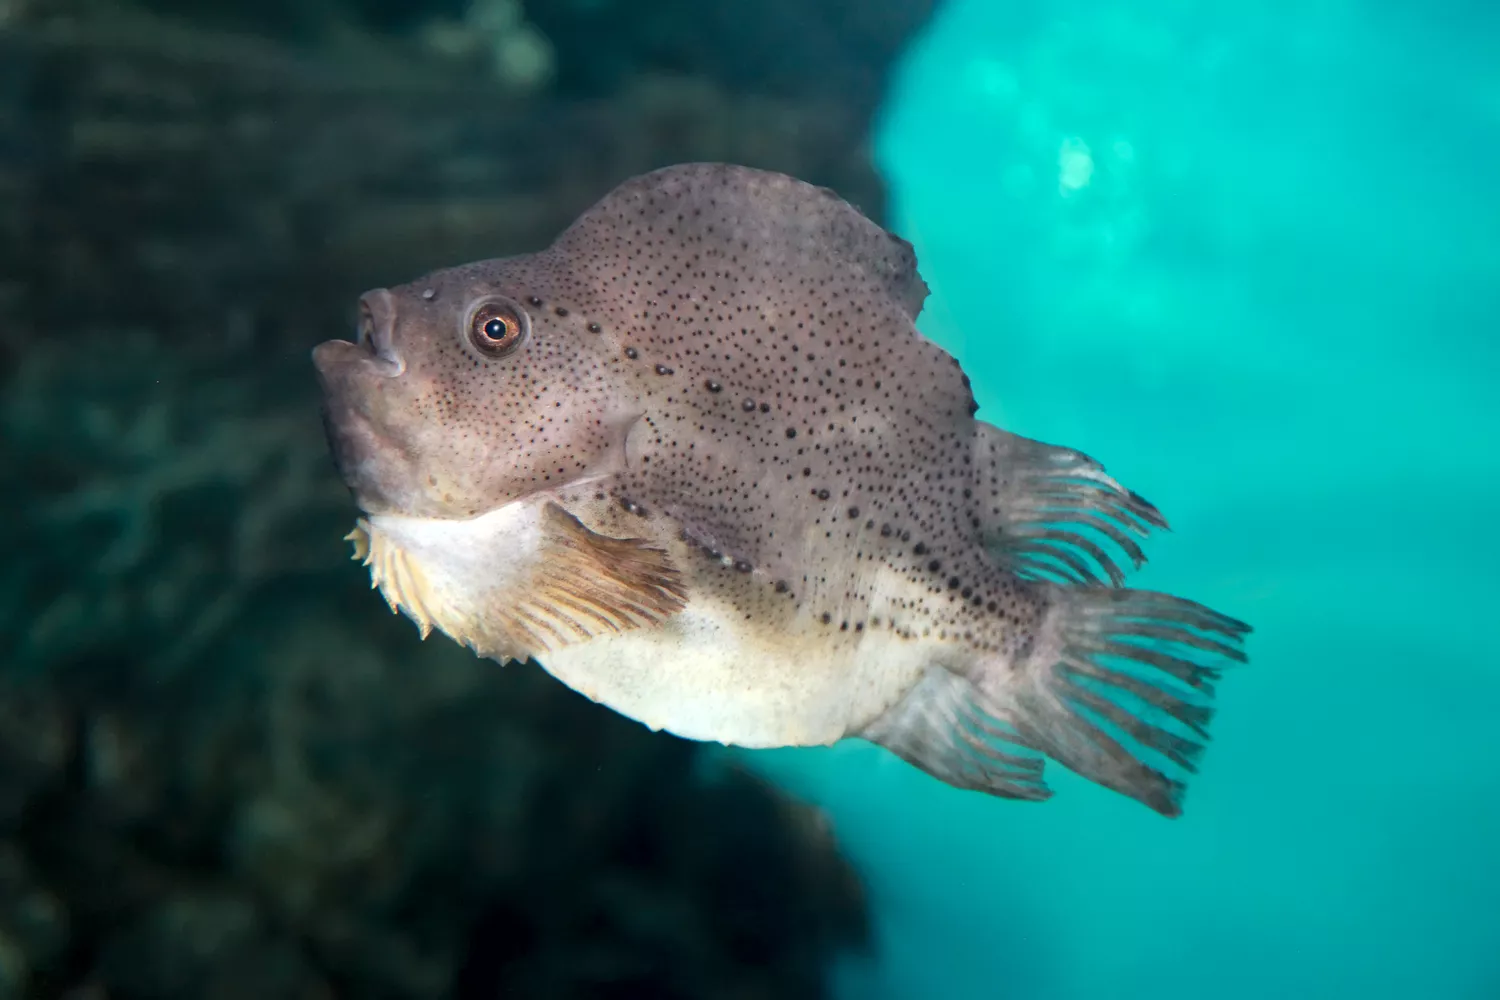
314;291;406;376
312;339;418;516
312;336;400;383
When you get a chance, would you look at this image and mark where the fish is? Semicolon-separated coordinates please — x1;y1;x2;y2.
312;162;1250;818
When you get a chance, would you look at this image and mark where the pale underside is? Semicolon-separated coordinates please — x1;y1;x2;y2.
348;491;948;749
343;440;1250;818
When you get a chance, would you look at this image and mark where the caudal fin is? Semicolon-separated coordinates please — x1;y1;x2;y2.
992;584;1250;816
860;584;1248;816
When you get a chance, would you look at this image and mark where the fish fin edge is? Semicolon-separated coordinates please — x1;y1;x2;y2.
524;501;689;649
859;667;1053;804
980;584;1251;817
348;505;687;662
971;423;1168;587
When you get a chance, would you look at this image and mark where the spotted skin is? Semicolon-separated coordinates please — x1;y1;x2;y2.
552;165;1044;657
314;163;1250;818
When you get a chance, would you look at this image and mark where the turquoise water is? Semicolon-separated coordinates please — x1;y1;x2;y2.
750;2;1500;997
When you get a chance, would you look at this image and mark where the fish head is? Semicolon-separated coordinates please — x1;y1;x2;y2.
312;257;638;519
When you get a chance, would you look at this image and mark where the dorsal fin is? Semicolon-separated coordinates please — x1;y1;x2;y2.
970;424;1169;587
552;162;930;320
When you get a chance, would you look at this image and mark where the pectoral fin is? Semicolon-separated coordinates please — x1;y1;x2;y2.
350;501;687;663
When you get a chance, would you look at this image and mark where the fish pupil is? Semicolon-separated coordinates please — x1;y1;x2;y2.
484;318;507;339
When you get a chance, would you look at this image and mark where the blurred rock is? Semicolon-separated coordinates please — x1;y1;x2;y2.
0;0;918;995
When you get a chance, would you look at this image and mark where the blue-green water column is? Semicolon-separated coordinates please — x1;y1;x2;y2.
748;1;1500;997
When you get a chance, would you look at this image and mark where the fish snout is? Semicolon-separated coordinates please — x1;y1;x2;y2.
310;289;407;381
354;288;406;375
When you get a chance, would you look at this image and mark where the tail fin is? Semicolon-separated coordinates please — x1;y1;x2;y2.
860;584;1249;817
990;584;1250;817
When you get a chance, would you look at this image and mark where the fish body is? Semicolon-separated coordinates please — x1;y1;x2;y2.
314;163;1249;817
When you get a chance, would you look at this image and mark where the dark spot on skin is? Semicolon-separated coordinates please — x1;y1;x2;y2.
332;164;1030;662
928;560;941;572
948;577;960;589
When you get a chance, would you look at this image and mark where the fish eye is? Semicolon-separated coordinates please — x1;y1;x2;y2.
464;297;530;359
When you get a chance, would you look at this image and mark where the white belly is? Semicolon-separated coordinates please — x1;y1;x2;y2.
358;496;933;749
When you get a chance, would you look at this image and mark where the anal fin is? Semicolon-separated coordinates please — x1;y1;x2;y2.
971;423;1167;586
860;667;1052;803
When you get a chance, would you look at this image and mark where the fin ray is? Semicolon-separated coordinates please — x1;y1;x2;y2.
980;584;1250;817
349;502;687;663
861;667;1053;803
971;424;1168;587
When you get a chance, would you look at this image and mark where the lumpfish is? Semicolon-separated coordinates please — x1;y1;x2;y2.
313;163;1249;817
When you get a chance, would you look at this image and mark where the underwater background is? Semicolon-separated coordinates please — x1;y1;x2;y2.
1;0;1496;997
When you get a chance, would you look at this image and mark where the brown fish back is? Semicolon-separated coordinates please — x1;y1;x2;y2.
542;163;1032;644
